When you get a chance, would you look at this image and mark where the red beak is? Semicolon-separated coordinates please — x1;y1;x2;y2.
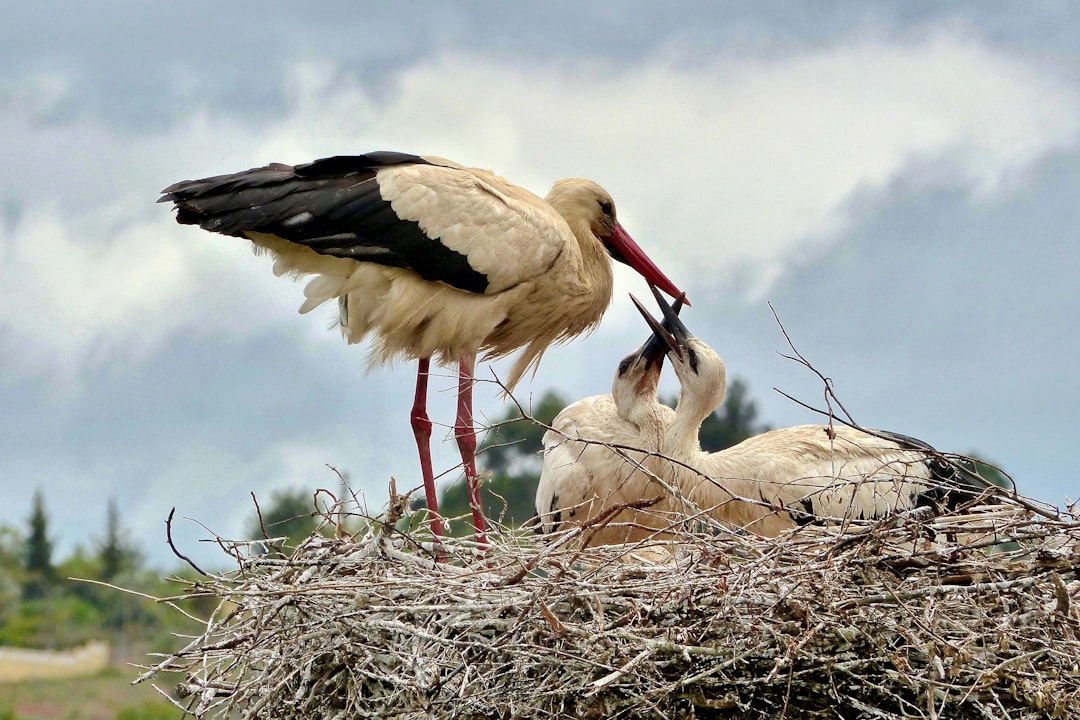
606;223;688;305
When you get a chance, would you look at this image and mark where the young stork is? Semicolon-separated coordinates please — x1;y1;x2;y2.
645;292;985;536
535;297;689;546
160;152;684;543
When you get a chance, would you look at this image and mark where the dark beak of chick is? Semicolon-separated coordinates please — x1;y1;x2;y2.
630;289;686;369
648;284;692;348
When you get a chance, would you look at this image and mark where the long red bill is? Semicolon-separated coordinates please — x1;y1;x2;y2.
607;223;688;305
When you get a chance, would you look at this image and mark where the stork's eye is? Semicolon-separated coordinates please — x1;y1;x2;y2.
686;346;700;373
617;356;634;376
598;199;614;218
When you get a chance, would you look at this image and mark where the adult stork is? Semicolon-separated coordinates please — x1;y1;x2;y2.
160;152;684;542
644;291;986;536
536;297;686;546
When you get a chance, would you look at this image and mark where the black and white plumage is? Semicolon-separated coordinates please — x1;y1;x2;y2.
160;152;684;543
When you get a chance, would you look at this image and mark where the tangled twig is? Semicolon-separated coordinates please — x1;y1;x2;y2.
138;488;1079;720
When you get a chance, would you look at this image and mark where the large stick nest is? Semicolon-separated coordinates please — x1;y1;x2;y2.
141;487;1080;720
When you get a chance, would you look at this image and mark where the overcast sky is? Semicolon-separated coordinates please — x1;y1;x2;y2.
2;2;1077;569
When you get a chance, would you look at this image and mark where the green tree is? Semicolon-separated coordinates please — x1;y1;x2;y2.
0;524;21;572
22;490;54;600
961;453;1013;491
479;391;568;479
97;498;139;582
0;525;23;623
245;488;322;555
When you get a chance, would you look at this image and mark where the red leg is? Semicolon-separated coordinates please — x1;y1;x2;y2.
411;358;445;540
455;354;488;547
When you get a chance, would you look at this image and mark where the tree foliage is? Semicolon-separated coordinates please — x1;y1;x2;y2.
245;488;323;555
478;392;568;479
96;498;140;582
961;453;1013;491
0;498;208;649
0;525;23;623
22;490;54;600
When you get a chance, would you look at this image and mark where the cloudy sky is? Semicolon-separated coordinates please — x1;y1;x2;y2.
2;2;1077;569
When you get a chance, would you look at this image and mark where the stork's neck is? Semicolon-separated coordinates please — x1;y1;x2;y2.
573;217;615;302
615;374;666;440
664;387;711;458
664;356;727;459
664;385;781;530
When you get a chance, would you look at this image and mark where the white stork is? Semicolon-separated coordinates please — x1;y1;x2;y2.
160;152;684;543
646;292;985;536
536;297;686;546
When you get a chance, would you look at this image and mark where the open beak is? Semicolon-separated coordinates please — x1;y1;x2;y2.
606;223;688;304
630;292;684;365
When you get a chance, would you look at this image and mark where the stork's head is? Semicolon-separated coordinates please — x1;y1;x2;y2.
609;346;664;427
546;179;684;302
608;294;685;425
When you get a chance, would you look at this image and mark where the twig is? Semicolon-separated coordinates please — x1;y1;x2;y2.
165;507;208;577
251;491;270;542
768;301;857;431
834;575;1041;610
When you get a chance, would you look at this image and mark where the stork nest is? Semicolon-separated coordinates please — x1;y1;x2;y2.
140;488;1080;720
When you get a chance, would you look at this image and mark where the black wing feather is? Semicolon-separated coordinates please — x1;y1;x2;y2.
869;428;990;510
160;153;489;293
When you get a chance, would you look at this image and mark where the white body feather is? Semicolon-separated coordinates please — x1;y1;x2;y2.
536;345;681;546
663;335;953;536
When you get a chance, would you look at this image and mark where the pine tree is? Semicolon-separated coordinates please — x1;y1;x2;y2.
97;498;135;581
22;489;54;600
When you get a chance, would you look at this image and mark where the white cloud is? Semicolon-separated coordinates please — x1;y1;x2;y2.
0;206;185;385
1;24;1077;385
0;200;310;388
251;28;1080;297
436;30;1080;295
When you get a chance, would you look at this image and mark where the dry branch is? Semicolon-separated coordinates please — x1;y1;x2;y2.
138;488;1080;720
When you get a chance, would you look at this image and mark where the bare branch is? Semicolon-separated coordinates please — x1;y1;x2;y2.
165;507;208;577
